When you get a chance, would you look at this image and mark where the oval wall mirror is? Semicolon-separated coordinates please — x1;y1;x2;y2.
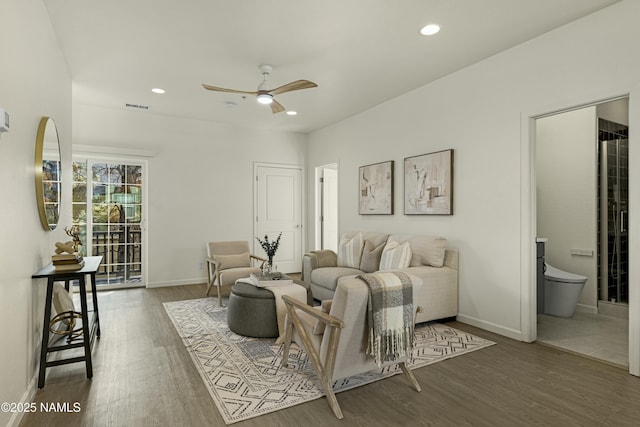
35;116;61;231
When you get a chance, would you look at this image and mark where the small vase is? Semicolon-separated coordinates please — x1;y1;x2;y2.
263;259;273;275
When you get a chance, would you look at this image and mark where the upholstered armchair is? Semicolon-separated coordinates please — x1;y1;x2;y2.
206;241;266;306
281;275;423;419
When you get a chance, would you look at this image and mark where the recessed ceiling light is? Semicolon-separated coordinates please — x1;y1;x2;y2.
420;24;440;36
286;111;297;116
151;88;165;94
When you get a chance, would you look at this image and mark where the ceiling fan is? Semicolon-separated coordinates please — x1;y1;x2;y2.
202;64;317;114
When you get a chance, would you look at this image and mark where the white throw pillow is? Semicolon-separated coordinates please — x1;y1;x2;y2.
337;233;364;269
379;240;412;271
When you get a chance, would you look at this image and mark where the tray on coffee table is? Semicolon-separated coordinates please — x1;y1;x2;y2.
250;272;293;287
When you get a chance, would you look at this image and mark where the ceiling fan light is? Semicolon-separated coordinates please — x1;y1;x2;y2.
256;93;273;105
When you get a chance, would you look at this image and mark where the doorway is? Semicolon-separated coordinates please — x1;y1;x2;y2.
535;98;629;367
72;157;147;288
315;164;338;252
254;163;304;273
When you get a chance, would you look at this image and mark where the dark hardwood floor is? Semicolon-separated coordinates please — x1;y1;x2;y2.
19;283;640;427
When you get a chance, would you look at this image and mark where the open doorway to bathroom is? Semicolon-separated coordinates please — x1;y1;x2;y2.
535;97;629;368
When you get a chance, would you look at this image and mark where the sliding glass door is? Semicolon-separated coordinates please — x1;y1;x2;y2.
72;158;146;287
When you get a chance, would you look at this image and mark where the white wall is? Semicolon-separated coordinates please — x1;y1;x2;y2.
598;98;629;125
306;0;640;346
72;104;307;287
536;107;598;312
0;0;72;425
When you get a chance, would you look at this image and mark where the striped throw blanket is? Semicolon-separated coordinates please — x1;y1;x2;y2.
357;271;414;367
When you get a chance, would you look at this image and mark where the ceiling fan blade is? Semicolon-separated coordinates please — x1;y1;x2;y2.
270;99;286;114
201;84;258;95
270;80;317;96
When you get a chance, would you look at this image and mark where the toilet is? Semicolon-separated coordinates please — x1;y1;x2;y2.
543;263;587;317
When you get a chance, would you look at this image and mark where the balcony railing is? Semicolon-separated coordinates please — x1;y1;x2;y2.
91;224;142;284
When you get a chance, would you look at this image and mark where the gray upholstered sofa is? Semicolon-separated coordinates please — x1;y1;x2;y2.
302;231;458;324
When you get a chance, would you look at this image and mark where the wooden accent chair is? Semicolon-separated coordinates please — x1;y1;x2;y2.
206;241;266;306
281;276;423;419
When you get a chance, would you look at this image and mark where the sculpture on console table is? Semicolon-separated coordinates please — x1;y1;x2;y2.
64;225;82;253
52;237;84;272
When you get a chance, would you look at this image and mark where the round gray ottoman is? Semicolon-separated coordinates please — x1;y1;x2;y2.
227;281;279;338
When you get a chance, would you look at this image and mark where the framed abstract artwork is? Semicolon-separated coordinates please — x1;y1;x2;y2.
359;160;394;215
404;149;453;215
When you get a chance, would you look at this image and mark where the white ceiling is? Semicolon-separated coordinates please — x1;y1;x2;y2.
43;0;619;134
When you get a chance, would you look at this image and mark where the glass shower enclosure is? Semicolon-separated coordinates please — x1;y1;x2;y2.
598;118;629;304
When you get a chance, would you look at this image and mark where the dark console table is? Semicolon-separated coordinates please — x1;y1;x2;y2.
32;256;103;388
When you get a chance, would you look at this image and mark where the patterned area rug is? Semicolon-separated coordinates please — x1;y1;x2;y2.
163;298;495;424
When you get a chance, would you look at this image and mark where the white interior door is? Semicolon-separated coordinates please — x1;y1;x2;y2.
321;166;338;251
255;164;303;273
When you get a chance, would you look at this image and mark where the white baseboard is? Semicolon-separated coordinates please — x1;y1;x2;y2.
146;278;206;288
575;303;598;314
597;300;629;319
456;313;524;341
7;374;37;427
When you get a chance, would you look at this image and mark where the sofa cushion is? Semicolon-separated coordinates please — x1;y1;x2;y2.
311;267;363;292
337;233;363;268
379;240;412;271
359;240;385;273
389;234;447;267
